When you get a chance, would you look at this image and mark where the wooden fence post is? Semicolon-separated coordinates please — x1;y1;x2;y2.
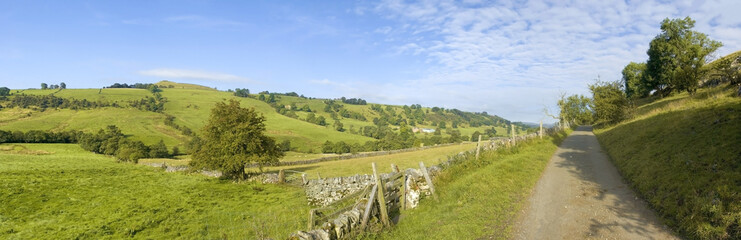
401;175;407;210
360;184;378;229
278;169;285;183
475;134;482;160
372;163;390;226
540;120;543;139
511;124;516;146
419;162;438;201
307;209;315;230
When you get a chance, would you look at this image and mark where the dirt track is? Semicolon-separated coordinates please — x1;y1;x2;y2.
515;126;678;240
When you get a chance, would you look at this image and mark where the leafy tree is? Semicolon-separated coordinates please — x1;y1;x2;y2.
41;83;48;90
589;80;627;126
189;100;283;179
558;94;593;126
148;85;162;93
713;55;741;84
645;17;722;95
0;87;10;96
316;116;326;126
172;146;180;156
305;112;316;123
149;140;169;158
60;82;66;89
258;94;266;101
234;88;250;97
622;62;649;98
268;93;276;103
279;140;291;152
333;120;344;132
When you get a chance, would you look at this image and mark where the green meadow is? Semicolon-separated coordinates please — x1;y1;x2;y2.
0;143;309;239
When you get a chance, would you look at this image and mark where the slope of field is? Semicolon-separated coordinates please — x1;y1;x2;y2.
0;108;185;146
257;142;478;179
159;89;375;152
594;85;741;239
365;131;568;239
0;143;309;239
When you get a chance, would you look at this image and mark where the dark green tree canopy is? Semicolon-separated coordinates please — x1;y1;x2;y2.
645;17;722;95
622;62;649;98
589;80;627;126
190;99;283;179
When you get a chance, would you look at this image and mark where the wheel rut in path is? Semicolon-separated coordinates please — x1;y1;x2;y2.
515;126;677;240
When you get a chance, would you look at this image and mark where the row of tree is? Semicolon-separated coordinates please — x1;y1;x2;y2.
41;82;66;90
0;126;174;162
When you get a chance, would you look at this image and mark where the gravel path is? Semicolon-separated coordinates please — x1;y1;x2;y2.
515;126;678;240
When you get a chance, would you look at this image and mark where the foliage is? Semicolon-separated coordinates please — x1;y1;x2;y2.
558;94;593;127
41;83;48;90
645;17;722;95
190;100;283;179
622;62;650;98
589;80;627;126
712;55;741;85
595;86;741;239
340;97;367;105
0;87;10;96
234;88;250;97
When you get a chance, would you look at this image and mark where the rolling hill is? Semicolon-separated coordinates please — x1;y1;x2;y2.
0;81;527;153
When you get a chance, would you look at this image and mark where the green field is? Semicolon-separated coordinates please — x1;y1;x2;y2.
257;142;478;179
594;85;741;239
363;130;568;239
0;143;309;239
0;107;186;147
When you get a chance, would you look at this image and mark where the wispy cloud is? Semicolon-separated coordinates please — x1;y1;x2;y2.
139;68;250;82
363;0;741;122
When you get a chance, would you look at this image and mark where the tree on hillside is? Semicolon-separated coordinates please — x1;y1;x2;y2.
622;62;649;98
189;99;283;179
234;88;250;97
41;83;48;90
589;80;627;125
645;17;722;95
713;55;741;85
0;87;10;97
60;82;66;89
149;140;169;158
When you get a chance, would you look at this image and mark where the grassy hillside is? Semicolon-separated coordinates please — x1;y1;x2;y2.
594;85;740;239
0;143;309;239
364;131;568;239
0;81;527;153
0;107;186;146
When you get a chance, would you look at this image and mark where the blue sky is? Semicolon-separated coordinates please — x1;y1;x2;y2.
1;0;740;122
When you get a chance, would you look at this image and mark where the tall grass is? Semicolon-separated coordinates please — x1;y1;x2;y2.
595;85;741;239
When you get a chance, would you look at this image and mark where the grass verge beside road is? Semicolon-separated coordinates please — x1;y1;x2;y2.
364;130;568;239
595;85;741;239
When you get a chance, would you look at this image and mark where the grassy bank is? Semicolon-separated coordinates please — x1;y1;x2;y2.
364;130;568;239
594;85;741;239
0;144;309;239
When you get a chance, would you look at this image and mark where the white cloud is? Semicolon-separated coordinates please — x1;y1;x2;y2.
138;68;250;82
366;0;741;122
